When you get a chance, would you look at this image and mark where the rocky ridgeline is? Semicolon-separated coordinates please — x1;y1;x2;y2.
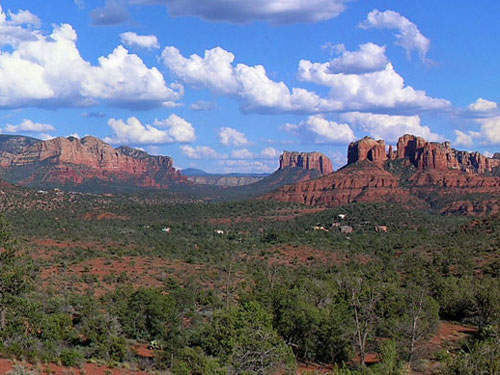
0;135;184;188
279;151;333;175
263;134;500;215
348;134;500;174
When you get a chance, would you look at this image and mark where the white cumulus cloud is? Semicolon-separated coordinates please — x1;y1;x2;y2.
131;0;350;24
8;9;41;27
260;147;280;159
104;114;195;145
360;9;430;61
298;50;450;112
219;127;251;146
472;116;500;145
283;115;356;144
120;32;160;49
231;148;255;159
162;46;334;113
0;7;182;109
190;100;217;111
467;98;498;114
454;130;481;148
3;119;55;133
327;43;389;74
163;44;449;115
340;112;443;143
180;145;226;160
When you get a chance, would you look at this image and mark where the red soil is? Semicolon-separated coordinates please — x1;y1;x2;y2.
40;255;210;295
429;321;477;346
132;344;155;358
0;359;154;375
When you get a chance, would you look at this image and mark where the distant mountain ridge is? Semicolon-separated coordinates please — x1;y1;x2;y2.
262;134;500;216
347;134;500;174
0;135;186;191
0;134;336;194
181;168;270;187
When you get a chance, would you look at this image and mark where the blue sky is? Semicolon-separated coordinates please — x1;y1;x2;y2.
1;0;500;173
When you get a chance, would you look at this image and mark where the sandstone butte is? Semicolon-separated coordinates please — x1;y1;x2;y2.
262;134;500;215
0;135;185;188
279;151;333;175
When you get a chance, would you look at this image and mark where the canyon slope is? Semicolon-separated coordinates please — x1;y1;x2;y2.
182;168;268;187
244;151;333;189
0;135;186;191
0;136;334;196
262;134;500;215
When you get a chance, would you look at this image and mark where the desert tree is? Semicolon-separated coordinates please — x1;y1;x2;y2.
339;273;381;366
0;216;34;329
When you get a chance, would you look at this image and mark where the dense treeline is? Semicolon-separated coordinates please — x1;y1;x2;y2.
0;198;498;374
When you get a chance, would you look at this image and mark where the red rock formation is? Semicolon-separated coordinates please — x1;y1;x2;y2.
263;134;500;214
347;137;387;164
347;134;500;174
455;151;500;174
0;135;185;189
279;151;333;175
262;162;423;208
396;134;428;160
393;134;500;173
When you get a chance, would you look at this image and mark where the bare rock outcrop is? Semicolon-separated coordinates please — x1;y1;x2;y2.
347;137;387;164
262;162;422;208
279;151;333;175
0;135;184;189
393;134;500;173
347;134;500;174
262;134;500;214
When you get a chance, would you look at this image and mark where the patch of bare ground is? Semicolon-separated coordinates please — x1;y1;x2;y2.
27;238;113;262
28;238;138;262
428;321;477;347
0;359;154;375
132;344;154;358
40;256;211;295
31;238;112;250
297;362;335;374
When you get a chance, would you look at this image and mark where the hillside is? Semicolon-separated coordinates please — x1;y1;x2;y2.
262;134;500;216
0;188;496;375
0;135;187;192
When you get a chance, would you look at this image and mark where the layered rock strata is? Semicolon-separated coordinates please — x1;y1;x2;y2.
349;134;500;174
279;151;333;175
0;135;184;188
263;134;500;214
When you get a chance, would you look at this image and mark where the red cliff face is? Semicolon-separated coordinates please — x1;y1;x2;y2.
348;137;387;164
347;134;500;174
394;134;500;173
262;162;422;208
0;136;184;189
262;134;500;215
279;151;333;175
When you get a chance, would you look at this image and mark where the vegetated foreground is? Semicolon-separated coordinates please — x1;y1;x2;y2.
0;188;498;375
